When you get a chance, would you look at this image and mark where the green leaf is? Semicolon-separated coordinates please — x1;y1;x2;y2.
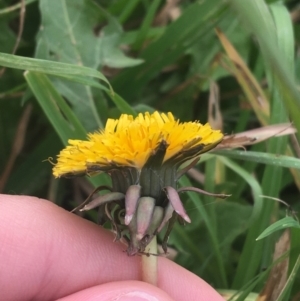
4;132;62;195
0;52;111;88
229;0;295;288
25;71;87;145
276;255;300;301
0;20;16;53
256;217;300;240
109;0;140;24
53;73;136;115
229;0;300;141
113;0;227;99
178;175;228;288
100;18;144;68
217;156;263;224
132;0;162;50
37;0;142;69
213;150;300;170
35;0;140;130
270;3;294;71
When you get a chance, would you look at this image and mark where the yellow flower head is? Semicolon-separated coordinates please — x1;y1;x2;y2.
52;111;227;255
53;111;223;178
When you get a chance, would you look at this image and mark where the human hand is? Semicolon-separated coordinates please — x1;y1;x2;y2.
0;194;225;301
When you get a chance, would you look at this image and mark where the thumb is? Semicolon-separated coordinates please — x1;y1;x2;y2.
56;280;175;301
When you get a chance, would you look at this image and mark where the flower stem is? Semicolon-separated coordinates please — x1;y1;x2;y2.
141;235;158;286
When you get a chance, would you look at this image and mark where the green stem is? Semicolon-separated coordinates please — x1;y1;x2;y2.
141;235;158;286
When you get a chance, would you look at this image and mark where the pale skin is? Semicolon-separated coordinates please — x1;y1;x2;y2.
0;194;225;301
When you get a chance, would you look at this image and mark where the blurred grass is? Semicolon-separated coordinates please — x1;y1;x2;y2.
1;0;300;300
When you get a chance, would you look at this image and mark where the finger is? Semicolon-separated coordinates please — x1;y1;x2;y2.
0;194;224;301
0;194;138;300
57;281;174;301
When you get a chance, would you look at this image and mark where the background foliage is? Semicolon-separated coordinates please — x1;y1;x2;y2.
1;0;300;300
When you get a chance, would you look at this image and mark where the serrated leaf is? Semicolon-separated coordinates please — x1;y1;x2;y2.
37;0;142;69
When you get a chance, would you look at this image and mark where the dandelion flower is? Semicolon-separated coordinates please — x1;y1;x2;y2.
53;111;225;255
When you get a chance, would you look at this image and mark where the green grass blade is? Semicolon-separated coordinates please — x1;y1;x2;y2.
228;0;295;288
256;217;300;240
218;156;265;288
108;92;137;116
276;255;300;301
133;0;162;50
229;0;300;141
228;253;289;301
257;1;291;283
108;0;140;24
217;156;263;224
25;71;87;144
204;158;218;232
213;150;300;170
179;175;228;288
119;0;140;24
113;0;227;99
269;3;295;72
0;52;112;90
